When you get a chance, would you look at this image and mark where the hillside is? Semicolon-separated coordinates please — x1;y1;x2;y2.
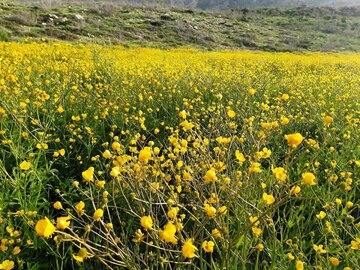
1;1;360;51
18;1;360;9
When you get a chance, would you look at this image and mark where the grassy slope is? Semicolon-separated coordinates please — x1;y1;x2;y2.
1;1;360;51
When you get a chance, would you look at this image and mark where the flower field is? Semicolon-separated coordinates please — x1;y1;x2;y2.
0;42;359;269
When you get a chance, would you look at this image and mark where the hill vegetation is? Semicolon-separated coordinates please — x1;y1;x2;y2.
2;1;360;51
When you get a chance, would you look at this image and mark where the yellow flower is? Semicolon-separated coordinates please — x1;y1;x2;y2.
57;106;64;113
281;93;289;100
110;166;121;177
316;211;326;220
290;185;301;195
73;248;92;262
324;115;333;127
351;238;360;250
256;243;264;251
284;133;304;148
20;161;31;171
167;207;179;219
53;201;62;210
249;162;262;173
82;167;94;182
261;147;271;158
138;147;152;163
262;192;275;205
202;240;215;253
159;222;177;244
301;172;316;186
35;217;56;238
204;203;217;217
75;201;85;215
102;150;112;159
140;215;153;230
295;260;304;270
252;227;262;237
329;257;340;266
286;253;295;260
281;116;289;125
346;201;353;208
0;260;15;270
248;87;256;95
12;246;21;255
313;244;326;254
211;228;222;238
182;239;198;259
182;171;192;181
219;206;228;215
272;167;287;182
235;150;245;165
204;168;217;183
56;216;71;230
180;120;194;131
132;229;145;244
178;110;187;119
227;109;236;118
93;209;104;222
249;216;260;226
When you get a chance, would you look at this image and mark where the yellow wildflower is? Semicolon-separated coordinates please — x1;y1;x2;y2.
159;222;177;244
140;215;153;230
272;167;287;182
82;167;94;182
227;109;236;118
329;257;340;266
313;244;326;254
93;209;104;222
138;147;152;163
204;203;217;217
20;161;31;171
301;172;316;186
295;260;304;270
75;201;85;215
182;239;197;259
204;168;217;183
285;133;304;148
262;192;275;205
53;201;62;210
202;240;215;253
73;248;91;262
249;162;262;173
0;260;14;270
324;115;333;127
316;211;326;220
56;216;71;230
35;217;55;238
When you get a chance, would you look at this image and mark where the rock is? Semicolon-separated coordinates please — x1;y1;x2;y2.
49;14;59;19
160;13;172;20
149;20;163;27
75;14;84;21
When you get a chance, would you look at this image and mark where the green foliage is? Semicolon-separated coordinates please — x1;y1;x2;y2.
0;30;9;41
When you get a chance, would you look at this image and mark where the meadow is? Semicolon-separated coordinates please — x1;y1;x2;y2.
0;41;359;269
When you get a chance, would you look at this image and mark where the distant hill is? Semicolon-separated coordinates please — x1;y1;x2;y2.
18;0;360;10
3;1;360;52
